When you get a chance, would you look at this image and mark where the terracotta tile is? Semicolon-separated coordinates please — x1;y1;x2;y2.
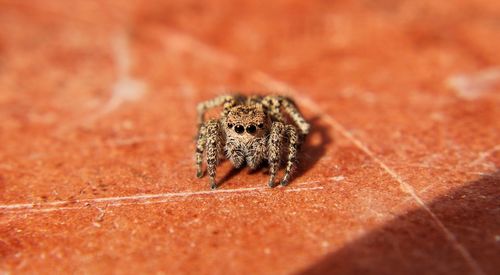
0;0;499;274
0;172;463;274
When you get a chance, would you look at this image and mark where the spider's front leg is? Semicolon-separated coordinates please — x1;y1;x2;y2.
195;124;207;178
196;120;224;189
268;121;285;187
281;125;299;186
267;123;300;187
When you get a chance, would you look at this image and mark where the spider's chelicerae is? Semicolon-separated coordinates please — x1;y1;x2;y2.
195;94;310;189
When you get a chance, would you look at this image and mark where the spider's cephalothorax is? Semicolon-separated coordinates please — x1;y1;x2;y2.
195;95;310;189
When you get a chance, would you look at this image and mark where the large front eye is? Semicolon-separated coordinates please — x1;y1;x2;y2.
234;125;244;134
246;124;256;134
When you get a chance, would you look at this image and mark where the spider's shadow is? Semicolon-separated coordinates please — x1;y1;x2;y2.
217;116;331;187
218;165;245;186
298;170;500;274
294;116;332;180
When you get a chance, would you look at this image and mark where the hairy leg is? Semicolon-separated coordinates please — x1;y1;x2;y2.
268;121;285;187
280;97;310;135
205;120;223;189
281;125;300;186
262;95;310;135
261;96;285;122
195;124;207;178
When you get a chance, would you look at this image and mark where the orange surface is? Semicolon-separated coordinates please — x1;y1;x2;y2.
0;1;499;274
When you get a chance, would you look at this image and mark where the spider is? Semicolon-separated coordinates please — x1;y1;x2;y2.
195;94;310;189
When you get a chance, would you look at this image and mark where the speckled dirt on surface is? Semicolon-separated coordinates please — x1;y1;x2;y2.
0;1;499;274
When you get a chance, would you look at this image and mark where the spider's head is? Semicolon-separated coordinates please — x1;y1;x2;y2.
224;104;269;140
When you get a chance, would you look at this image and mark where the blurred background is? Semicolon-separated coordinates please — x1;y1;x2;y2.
0;1;499;274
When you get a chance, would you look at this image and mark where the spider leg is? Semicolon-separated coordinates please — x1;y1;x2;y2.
205;120;223;189
195;124;207;178
268;121;285;187
262;95;310;135
281;125;300;186
261;96;285;122
196;95;239;126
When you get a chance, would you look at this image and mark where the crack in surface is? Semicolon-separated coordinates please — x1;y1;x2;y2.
0;184;323;214
468;144;500;167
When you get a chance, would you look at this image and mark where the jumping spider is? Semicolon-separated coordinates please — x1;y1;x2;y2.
195;94;310;189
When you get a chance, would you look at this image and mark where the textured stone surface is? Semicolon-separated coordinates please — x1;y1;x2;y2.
0;0;499;274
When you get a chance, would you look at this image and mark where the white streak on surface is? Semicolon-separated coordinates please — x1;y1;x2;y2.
330;176;345;182
99;31;146;115
468;144;500;168
447;68;500;100
0;184;325;213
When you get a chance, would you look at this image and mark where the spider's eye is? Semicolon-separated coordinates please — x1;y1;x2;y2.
227;123;233;129
258;123;264;128
234;125;245;134
246;124;257;134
